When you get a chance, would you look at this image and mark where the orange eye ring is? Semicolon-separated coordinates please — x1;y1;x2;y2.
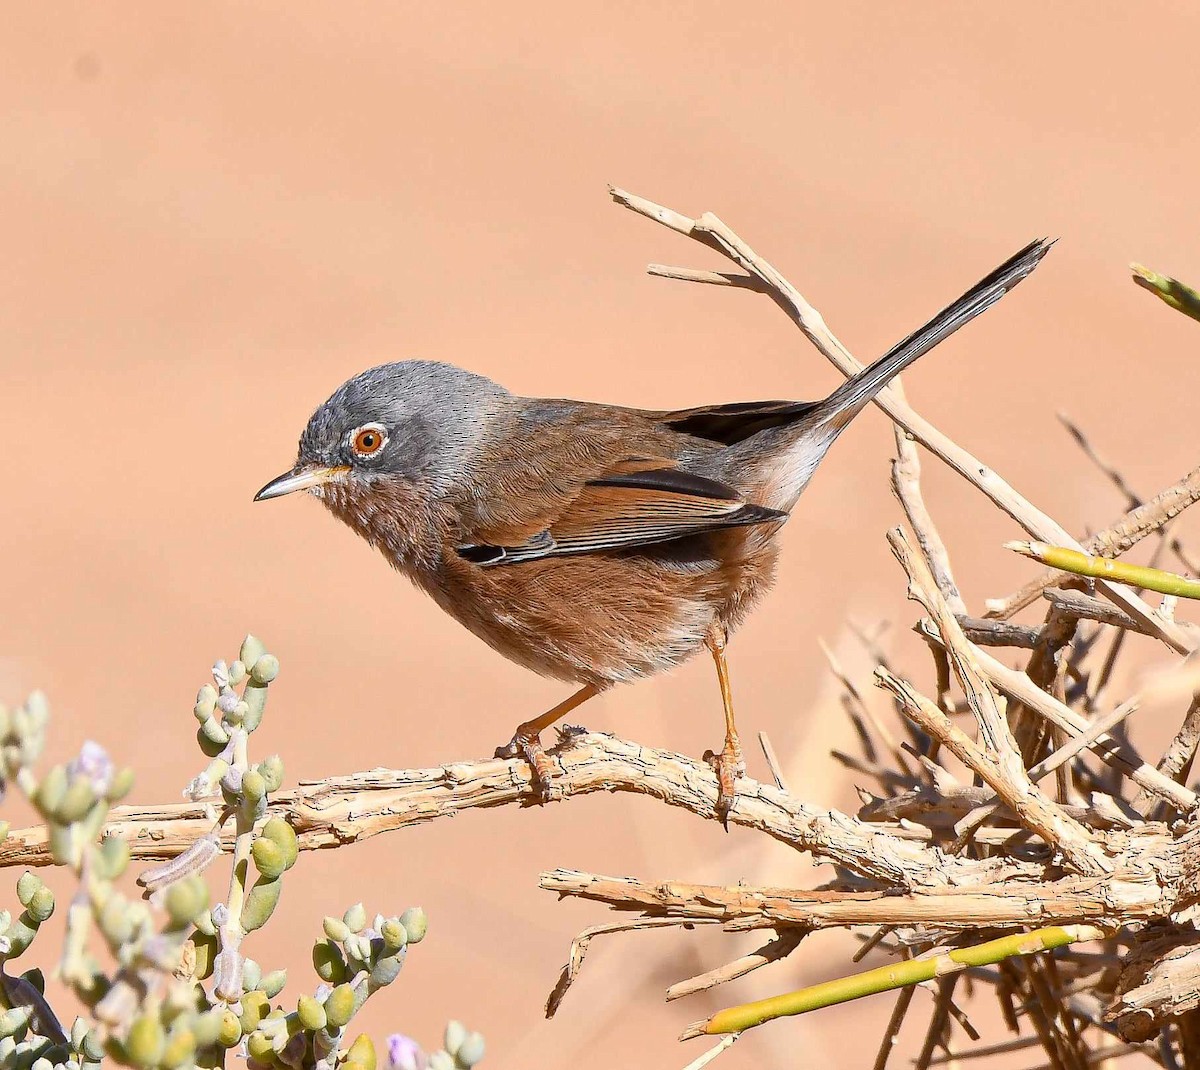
350;424;387;458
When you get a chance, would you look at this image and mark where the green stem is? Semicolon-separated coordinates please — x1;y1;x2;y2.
1131;263;1200;323
215;727;253;1002
1006;540;1200;600
698;925;1103;1036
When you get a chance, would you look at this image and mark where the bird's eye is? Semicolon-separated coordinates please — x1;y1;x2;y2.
350;424;388;458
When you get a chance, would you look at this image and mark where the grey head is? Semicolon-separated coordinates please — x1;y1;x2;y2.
254;360;511;505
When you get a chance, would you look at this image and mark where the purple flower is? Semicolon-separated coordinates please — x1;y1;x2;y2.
67;741;113;794
387;1034;426;1070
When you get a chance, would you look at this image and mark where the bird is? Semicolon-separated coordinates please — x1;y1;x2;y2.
255;238;1051;817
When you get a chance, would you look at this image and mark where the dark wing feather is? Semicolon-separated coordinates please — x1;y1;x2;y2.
654;399;822;445
457;465;784;567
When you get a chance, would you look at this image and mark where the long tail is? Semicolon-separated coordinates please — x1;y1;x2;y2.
814;238;1054;432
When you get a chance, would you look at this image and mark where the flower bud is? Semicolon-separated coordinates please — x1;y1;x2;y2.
187;1010;221;1049
250;654;280;685
296;994;326;1031
240;636;267;668
194;685;218;722
261;817;299;869
98;897;134;946
27;886;54;924
197;720;229;757
242;958;262;992
125;1014;165;1068
240;990;269;1033
258;754;284;792
80;1029;106;1062
34;765;67;817
106;766;135;802
57;778;97;823
161;1027;196;1067
252;837;286;881
246;1030;276;1062
444;1021;466;1058
0;1005;31;1038
260;969;288;998
456;1032;485;1068
241;769;267;804
399;907;428;944
241;877;282;932
343;1033;376;1070
343;903;367;933
321;916;348;943
323;984;355;1029
381;918;408;952
164;876;208;929
15;871;41;908
313;940;347;985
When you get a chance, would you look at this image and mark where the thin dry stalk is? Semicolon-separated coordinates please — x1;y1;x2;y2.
887;528;1110;875
665;929;806;1002
872;985;917;1070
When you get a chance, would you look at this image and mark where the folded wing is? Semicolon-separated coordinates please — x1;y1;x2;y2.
457;462;784;566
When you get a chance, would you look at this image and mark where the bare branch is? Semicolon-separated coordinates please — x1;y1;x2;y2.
887;527;1110;875
1134;695;1200;817
1109;932;1200;1041
538;865;1177;931
666;929;806;1001
3;733;1024;889
610;186;1193;654
543;917;701;1019
1043;590;1168;638
917;619;1198;813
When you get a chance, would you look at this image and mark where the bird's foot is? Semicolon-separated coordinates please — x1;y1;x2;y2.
703;738;746;829
495;732;562;802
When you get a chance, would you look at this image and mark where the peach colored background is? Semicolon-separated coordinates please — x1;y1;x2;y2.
3;5;1197;1067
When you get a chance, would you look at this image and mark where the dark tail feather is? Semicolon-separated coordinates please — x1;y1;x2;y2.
815;238;1054;431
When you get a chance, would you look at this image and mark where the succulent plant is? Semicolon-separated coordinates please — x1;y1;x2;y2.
0;637;485;1070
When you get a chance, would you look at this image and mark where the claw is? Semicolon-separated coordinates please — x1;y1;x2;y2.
494;684;599;804
497;731;562;802
704;737;745;829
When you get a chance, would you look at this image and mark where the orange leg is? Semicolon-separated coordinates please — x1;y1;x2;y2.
496;683;600;797
703;624;745;824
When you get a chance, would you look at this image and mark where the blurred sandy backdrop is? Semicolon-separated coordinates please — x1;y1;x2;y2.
3;4;1199;1067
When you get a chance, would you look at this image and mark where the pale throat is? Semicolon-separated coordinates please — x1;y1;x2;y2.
316;477;445;574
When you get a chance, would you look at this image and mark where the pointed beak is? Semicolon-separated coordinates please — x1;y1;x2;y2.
253;465;351;502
